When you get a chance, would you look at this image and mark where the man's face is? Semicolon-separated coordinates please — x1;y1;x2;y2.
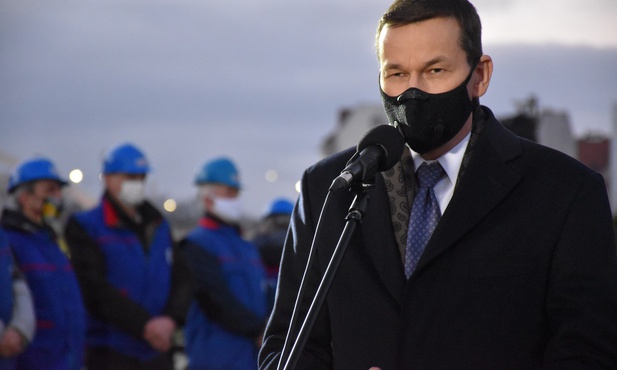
19;180;63;221
206;184;239;200
379;17;473;98
201;183;239;215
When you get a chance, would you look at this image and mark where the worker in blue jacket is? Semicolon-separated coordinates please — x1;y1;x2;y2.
1;157;85;370
64;143;190;370
0;228;36;370
181;157;267;370
250;197;294;315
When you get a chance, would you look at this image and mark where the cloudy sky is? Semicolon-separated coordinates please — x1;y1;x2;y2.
1;0;616;216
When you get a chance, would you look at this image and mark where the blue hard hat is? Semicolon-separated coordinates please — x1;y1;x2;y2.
265;198;294;216
8;157;68;193
102;143;151;175
194;157;241;189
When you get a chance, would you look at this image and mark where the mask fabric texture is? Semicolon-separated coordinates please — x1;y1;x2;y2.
380;66;476;154
118;180;146;206
212;197;242;224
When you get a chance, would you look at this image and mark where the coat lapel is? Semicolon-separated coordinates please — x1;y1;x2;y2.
360;178;407;305
412;110;523;278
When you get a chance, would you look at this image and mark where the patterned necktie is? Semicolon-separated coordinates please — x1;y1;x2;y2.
405;162;446;278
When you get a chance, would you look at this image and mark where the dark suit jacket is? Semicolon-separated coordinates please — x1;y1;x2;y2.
259;107;617;370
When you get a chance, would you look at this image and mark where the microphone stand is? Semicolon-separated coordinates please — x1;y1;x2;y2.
279;180;375;370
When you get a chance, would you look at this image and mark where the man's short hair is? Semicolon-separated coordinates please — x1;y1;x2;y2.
376;0;483;67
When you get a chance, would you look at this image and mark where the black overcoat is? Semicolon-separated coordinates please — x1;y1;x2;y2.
260;107;617;370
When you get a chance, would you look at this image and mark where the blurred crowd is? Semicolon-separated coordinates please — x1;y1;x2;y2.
0;143;293;370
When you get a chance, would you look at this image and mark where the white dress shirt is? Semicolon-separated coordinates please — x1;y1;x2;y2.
411;132;471;215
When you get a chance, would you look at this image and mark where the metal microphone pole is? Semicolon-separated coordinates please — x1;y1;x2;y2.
280;181;374;370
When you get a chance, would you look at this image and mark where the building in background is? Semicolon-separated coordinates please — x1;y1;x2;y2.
321;103;388;157
500;96;577;159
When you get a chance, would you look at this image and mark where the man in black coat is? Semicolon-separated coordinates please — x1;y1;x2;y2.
259;0;617;369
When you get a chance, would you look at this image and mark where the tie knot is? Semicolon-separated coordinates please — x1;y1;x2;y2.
416;162;445;189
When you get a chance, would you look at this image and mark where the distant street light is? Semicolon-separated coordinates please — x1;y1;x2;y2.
163;199;177;213
265;170;278;183
69;169;84;184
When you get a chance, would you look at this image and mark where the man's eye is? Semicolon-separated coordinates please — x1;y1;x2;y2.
429;68;444;74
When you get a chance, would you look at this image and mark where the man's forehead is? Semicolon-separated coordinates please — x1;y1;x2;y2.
378;19;463;61
379;17;460;43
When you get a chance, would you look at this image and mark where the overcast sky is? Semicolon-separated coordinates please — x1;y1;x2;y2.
1;0;616;216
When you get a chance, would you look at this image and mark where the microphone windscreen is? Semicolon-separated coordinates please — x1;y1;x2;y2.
357;125;405;171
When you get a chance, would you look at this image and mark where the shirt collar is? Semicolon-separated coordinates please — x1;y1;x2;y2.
410;131;471;185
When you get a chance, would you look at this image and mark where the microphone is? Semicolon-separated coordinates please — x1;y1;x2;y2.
329;125;405;192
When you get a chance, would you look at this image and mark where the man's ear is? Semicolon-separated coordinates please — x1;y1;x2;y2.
472;54;493;98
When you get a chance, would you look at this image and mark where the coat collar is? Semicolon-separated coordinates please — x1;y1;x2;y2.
199;214;242;234
411;106;523;279
199;216;221;229
363;106;524;302
101;192;163;230
1;208;56;237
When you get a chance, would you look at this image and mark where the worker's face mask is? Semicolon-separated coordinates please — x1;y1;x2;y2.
119;179;145;206
212;197;242;224
42;196;63;220
380;66;476;154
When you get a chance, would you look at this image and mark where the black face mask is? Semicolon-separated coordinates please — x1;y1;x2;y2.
380;66;476;154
